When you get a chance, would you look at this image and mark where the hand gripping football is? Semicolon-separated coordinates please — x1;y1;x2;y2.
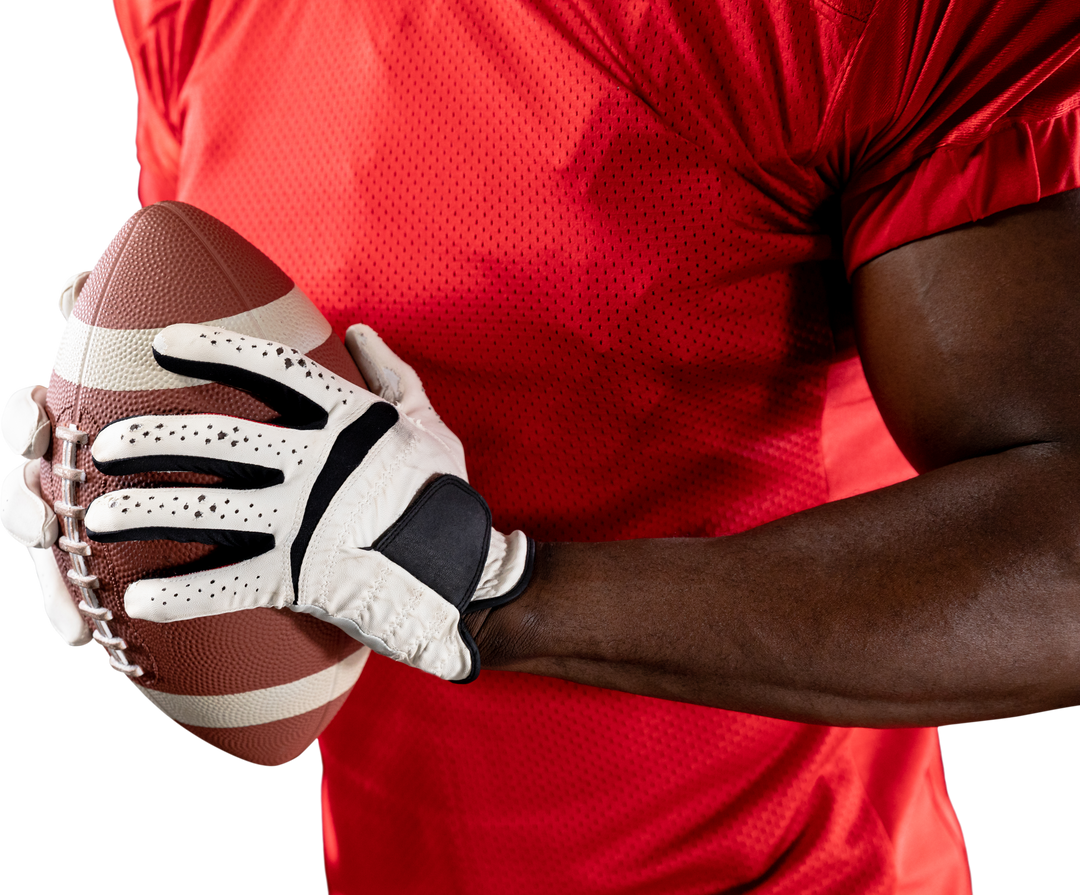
40;201;370;765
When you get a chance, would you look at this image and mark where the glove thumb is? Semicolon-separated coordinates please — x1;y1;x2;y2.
344;323;467;478
30;544;91;646
3;386;51;459
2;462;90;645
59;271;91;320
2;461;57;549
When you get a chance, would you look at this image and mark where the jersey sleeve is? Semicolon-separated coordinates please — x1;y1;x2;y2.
838;0;1080;275
114;0;208;206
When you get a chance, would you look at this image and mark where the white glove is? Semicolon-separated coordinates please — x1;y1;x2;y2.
85;323;533;682
0;273;94;646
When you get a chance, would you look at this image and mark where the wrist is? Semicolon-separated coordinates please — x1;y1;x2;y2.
465;541;550;671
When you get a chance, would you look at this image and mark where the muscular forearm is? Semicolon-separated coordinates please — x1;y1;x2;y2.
469;442;1080;727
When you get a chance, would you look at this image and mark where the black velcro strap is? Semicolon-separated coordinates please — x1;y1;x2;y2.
372;475;491;614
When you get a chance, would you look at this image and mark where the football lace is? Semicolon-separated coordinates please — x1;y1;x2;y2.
53;423;144;677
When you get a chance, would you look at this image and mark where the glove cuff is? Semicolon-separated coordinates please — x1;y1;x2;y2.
453;535;535;684
471;529;533;605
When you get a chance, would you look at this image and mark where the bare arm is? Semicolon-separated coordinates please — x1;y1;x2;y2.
467;189;1080;728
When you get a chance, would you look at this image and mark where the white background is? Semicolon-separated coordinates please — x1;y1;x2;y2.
6;3;1071;889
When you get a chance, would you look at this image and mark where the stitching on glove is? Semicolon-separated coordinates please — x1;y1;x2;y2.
413;414;463;471
379;574;426;655
323;560;406;662
290;402;399;597
396;581;455;679
312;430;419;606
400;585;427;652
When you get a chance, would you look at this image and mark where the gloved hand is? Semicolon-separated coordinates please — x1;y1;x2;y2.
84;323;533;682
0;272;93;646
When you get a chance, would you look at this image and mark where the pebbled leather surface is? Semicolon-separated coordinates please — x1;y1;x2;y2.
39;202;371;768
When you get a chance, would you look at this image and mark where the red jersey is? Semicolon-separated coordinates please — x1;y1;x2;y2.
114;0;1080;891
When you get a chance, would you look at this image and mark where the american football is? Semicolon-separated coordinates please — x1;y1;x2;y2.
40;201;369;765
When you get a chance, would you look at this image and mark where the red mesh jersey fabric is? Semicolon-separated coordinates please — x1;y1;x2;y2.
111;0;1079;890
838;0;1080;273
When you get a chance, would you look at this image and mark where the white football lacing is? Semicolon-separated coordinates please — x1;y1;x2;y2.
53;423;143;677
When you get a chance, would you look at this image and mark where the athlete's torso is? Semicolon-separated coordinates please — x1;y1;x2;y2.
115;1;978;891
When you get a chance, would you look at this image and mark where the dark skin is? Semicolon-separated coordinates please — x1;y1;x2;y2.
466;188;1080;728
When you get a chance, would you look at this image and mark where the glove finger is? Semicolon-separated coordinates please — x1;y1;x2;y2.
3;386;51;459
343;324;425;406
85;486;280;551
153;324;377;426
2;461;58;548
59;271;90;320
344;324;467;477
124;553;286;623
92;413;290;484
28;546;91;645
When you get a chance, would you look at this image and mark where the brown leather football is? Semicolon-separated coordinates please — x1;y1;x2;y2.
41;201;369;765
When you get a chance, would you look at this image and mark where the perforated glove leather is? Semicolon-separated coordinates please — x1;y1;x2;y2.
84;323;533;682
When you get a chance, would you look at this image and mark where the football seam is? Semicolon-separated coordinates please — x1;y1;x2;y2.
57;201;289;689
75;207;147;424
51;421;146;678
161;203;261;311
45;201;368;762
